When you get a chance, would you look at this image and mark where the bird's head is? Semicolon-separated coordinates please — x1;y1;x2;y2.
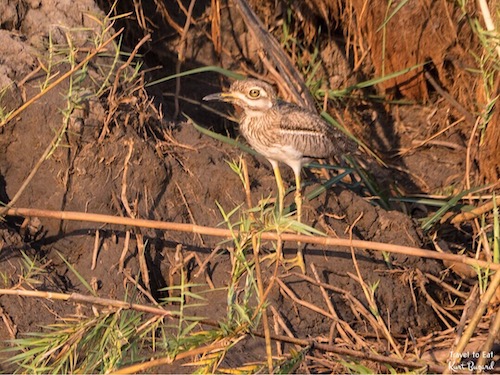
203;79;276;113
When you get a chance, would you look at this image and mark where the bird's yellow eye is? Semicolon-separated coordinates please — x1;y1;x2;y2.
248;88;260;98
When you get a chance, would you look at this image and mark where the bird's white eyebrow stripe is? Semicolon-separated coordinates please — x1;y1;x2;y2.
232;92;247;100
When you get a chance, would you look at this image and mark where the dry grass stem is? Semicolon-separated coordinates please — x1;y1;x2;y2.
119;229;131;272
475;302;500;369
310;263;357;347
445;268;500;373
416;272;460;329
451;195;500;224
136;232;150;291
424;71;475;126
253;331;447;373
5;207;499;271
424;272;469;299
0;288;172;316
478;0;500;59
0;305;17;340
276;277;335;320
174;0;197;118
251;235;274;373
233;0;315;110
122;271;160;307
0;28;123;128
114;340;229;374
91;229;100;270
398;116;466;156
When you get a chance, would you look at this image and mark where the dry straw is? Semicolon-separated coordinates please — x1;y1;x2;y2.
6;207;500;272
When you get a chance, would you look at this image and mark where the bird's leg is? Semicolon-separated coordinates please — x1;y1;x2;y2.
266;163;305;273
272;163;285;215
277;170;306;273
291;171;306;273
294;172;302;224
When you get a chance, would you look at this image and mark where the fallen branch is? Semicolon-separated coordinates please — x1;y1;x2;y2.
5;207;500;271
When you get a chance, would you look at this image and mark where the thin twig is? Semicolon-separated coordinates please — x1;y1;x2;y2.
397;116;465;156
119;230;131;272
424;71;475;125
424;272;469;299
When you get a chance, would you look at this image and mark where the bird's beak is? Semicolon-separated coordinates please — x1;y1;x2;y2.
202;92;235;102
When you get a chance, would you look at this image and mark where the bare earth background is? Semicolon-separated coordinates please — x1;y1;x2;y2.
0;0;499;373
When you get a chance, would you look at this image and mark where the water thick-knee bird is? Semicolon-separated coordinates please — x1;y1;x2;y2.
203;78;353;271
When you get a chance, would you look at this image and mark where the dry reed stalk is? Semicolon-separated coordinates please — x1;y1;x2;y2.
174;0;197;118
114;340;230;374
232;0;316;110
451;195;500;224
251;234;274;373
445;267;500;373
0;288;172;316
5;207;500;271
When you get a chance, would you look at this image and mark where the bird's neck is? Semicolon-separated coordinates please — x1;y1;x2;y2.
243;108;269;118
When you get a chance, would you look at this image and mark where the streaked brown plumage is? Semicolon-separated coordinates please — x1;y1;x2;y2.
203;78;353;271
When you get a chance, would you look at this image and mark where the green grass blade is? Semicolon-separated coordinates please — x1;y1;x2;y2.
421;187;484;231
376;0;410;32
348;156;390;210
305;170;351;201
146;66;245;88
187;114;257;156
318;62;429;97
389;197;449;207
320;111;385;166
56;251;97;296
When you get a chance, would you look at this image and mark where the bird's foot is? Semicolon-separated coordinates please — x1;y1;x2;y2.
261;249;306;274
282;248;306;274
